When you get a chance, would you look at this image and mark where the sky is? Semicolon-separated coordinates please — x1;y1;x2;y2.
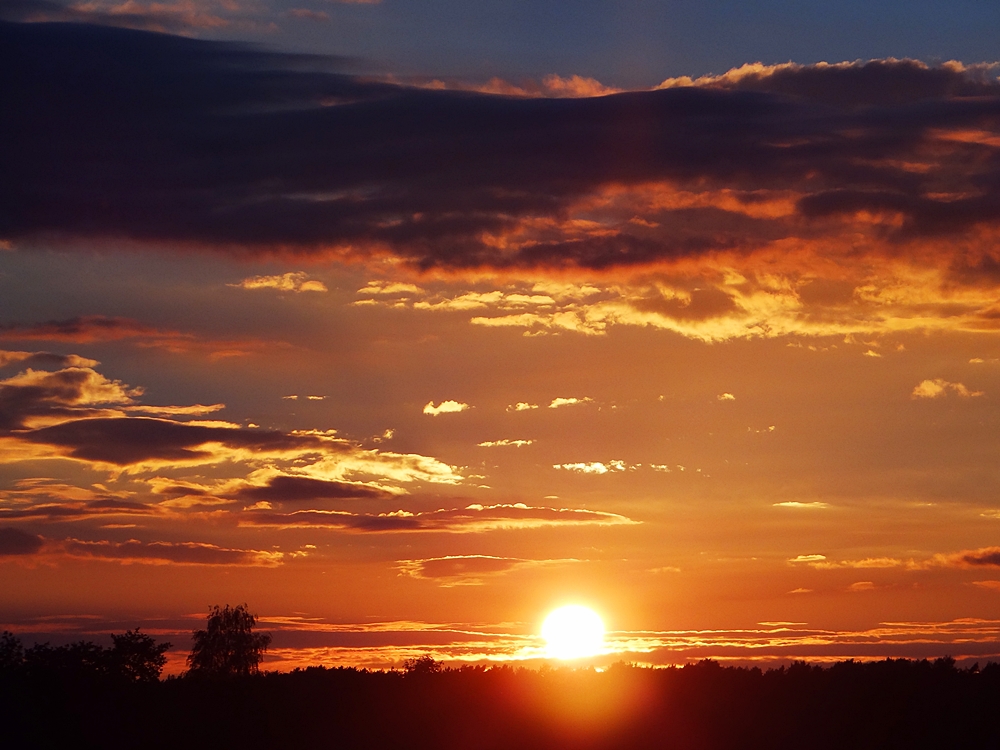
2;0;1000;672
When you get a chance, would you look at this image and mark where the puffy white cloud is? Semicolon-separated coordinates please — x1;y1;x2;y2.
911;378;983;398
548;396;593;409
423;400;470;416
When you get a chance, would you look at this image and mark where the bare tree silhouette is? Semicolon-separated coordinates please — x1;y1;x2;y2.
187;604;271;677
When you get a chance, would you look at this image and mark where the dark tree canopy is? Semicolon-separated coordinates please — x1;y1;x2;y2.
112;629;171;683
188;604;271;677
0;628;170;682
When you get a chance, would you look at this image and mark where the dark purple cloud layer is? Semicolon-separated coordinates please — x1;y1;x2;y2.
21;417;328;465
3;20;1000;271
0;526;44;555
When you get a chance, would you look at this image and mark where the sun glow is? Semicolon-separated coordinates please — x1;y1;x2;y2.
541;605;606;659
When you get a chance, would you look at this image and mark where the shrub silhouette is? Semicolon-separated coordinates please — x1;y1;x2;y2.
188;604;271;677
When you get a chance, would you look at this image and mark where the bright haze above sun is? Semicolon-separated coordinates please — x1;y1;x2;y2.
541;605;606;660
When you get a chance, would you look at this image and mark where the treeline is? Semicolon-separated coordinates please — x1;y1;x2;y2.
0;628;169;683
2;650;999;749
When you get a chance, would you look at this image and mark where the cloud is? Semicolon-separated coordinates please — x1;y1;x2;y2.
0;350;99;370
356;281;425;296
548;397;593;409
773;501;830;509
9;26;1000;342
507;402;538;412
0;0;264;33
937;546;1000;568
0;360;463;486
229;475;394;504
477;439;533;447
788;554;827;564
971;581;1000;592
0;316;271;358
911;379;984;399
58;538;285;566
0;365;141;429
0;316;165;343
423;400;470;416
848;581;876;592
124;403;225;417
553;460;630;474
396;554;576;586
0;527;44;555
6;25;1000;281
240;501;637;532
717;392;736;401
230;272;328;293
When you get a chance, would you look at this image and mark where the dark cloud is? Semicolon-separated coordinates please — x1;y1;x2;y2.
59;537;283;565
5;20;1000;273
0;350;98;371
0;366;134;430
0;526;44;555
231;475;392;504
21;416;329;465
0;316;160;343
956;547;1000;567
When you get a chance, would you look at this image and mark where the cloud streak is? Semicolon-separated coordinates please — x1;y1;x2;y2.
239;502;637;532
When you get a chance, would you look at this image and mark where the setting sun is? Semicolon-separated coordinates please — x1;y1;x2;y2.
542;605;606;660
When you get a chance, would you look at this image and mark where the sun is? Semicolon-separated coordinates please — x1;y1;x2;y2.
541;604;606;660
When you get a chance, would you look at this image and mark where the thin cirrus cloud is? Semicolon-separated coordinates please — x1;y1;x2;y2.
788;546;1000;570
0;0;265;34
0;531;287;566
0;316;273;358
395;554;580;586
239;502;637;532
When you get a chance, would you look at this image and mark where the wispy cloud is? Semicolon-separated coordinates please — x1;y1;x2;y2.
239;502;637;532
396;554;579;586
230;272;327;293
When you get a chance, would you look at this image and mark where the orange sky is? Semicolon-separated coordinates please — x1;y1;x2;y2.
2;27;1000;669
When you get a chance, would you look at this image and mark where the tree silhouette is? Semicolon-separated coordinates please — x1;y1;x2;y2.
112;628;171;682
0;630;24;672
403;655;443;675
187;604;271;677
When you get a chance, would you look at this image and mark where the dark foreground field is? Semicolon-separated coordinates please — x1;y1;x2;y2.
3;658;999;749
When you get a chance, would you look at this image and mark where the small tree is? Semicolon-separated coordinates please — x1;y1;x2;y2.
403;655;443;676
187;604;271;677
112;628;171;682
0;631;24;673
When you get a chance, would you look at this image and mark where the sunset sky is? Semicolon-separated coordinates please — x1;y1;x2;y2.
3;0;1000;672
